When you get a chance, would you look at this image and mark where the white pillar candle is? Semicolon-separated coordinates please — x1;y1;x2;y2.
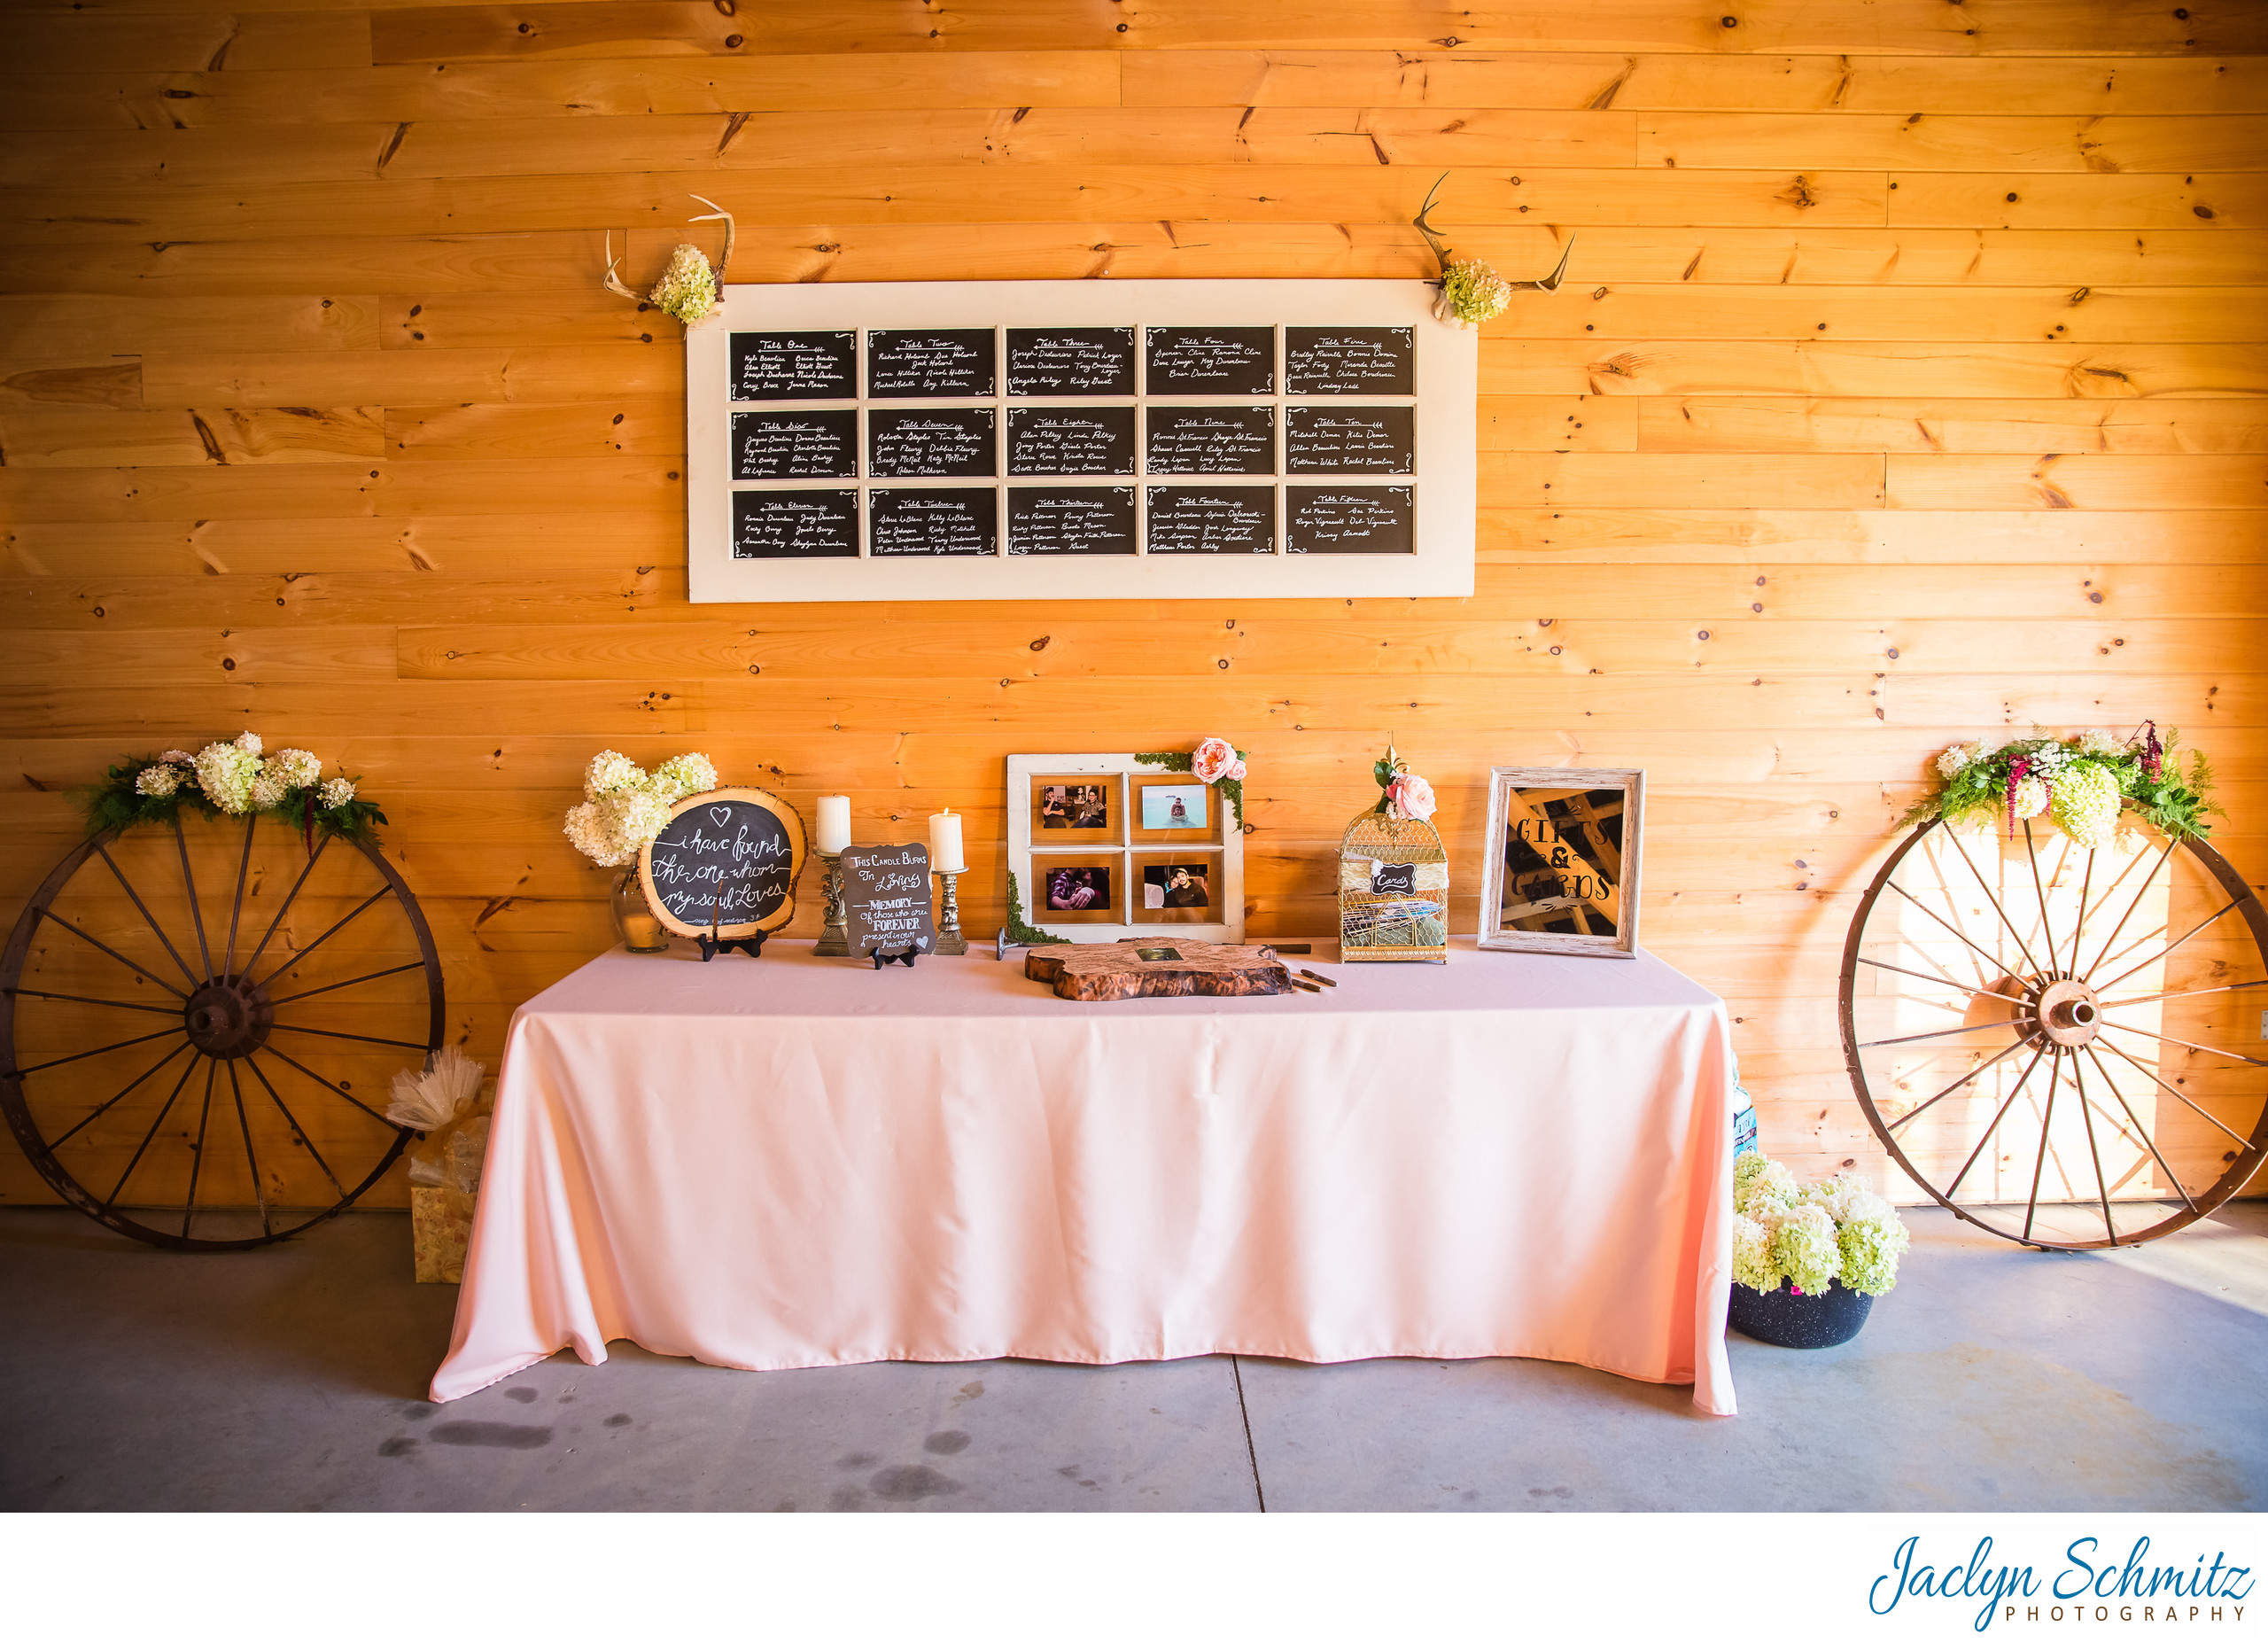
815;795;851;854
928;807;965;874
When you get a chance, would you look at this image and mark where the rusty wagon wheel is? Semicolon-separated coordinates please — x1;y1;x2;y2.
1;814;444;1250
1841;816;2268;1250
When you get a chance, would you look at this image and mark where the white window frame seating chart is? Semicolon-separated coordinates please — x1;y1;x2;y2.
1007;754;1246;945
687;280;1477;603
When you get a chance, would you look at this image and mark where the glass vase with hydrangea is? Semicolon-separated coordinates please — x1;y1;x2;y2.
562;749;719;953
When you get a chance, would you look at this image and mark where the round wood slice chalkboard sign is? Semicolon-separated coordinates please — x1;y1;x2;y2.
637;787;807;940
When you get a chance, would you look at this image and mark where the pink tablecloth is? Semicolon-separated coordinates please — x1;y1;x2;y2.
431;938;1737;1414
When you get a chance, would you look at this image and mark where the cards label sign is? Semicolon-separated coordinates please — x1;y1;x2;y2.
639;789;805;940
840;844;936;958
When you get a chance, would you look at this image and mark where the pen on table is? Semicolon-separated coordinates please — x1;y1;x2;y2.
1288;977;1324;993
1299;969;1339;988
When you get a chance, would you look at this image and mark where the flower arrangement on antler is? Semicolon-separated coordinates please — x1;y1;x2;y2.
562;749;719;867
1905;722;2218;847
1135;736;1251;830
603;194;736;327
1412;171;1573;329
87;731;380;844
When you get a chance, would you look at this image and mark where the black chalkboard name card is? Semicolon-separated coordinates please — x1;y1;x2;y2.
1007;328;1135;396
1285;486;1416;555
1007;487;1136;556
1285;406;1416;474
734;489;859;558
869;487;998;556
1006;407;1135;476
638;788;806;941
1145;327;1275;395
867;330;996;399
1371;861;1418;895
1285;327;1415;395
1146;486;1277;555
732;409;858;480
1146;406;1275;476
869;408;996;479
731;331;857;401
840;843;936;960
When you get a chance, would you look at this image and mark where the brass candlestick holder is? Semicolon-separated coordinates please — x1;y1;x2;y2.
932;867;968;956
814;851;850;956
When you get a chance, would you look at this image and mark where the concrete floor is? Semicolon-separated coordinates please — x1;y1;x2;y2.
2;1202;2263;1512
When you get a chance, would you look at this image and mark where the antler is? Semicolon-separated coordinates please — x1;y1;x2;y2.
689;193;735;285
1414;169;1575;290
601;229;639;300
1503;237;1575;292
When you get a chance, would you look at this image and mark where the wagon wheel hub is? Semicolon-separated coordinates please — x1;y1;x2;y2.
183;975;274;1059
2031;977;2102;1047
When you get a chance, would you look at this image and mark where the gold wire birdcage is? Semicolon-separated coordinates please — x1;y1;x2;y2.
1339;752;1449;962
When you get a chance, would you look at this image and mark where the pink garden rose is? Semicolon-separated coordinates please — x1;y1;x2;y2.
1387;772;1437;821
1191;737;1239;784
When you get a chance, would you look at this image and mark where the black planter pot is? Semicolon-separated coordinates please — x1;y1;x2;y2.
1728;1278;1875;1349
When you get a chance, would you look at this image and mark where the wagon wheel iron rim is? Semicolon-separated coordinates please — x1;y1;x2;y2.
0;817;444;1251
1840;817;2268;1251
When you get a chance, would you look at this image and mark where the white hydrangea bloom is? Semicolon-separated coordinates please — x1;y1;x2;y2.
136;764;183;798
318;776;355;808
2076;728;2124;758
159;749;193;766
1771;1202;1841;1297
233;730;263;757
2008;774;2050;820
2050;762;2122;851
584;749;646;800
647;244;718;326
563;800;624;867
193;741;261;813
1736;1156;1800;1218
650;751;718;804
250;769;289;811
1838;1211;1911;1296
270;747;322;788
599;787;670;852
1732;1212;1779;1295
1935;741;1984;779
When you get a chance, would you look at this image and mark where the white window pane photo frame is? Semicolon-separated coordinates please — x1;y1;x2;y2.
1007;754;1246;945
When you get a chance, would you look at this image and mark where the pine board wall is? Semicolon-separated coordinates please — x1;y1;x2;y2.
3;2;2264;1208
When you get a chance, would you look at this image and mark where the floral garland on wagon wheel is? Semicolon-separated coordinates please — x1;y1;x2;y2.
1903;721;2218;849
85;731;381;849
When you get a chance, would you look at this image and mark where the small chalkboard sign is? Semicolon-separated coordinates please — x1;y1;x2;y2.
1146;486;1276;555
731;331;857;401
1006;407;1135;476
1285;406;1416;474
1371;861;1418;895
1007;487;1137;556
840;843;936;962
1008;328;1135;396
869;487;998;556
734;489;859;558
1146;407;1276;476
1285;327;1414;395
638;787;807;943
732;409;858;480
869;408;996;479
1145;328;1275;395
1286;486;1416;555
867;330;995;399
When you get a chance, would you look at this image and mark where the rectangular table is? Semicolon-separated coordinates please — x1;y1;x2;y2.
432;938;1737;1415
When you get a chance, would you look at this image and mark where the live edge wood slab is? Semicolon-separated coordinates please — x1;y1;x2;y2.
1025;939;1294;1002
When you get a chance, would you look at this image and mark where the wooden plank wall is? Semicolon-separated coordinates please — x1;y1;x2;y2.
3;1;2264;1207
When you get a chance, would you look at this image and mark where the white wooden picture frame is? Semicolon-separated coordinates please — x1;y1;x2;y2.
1477;767;1645;960
1007;754;1246;945
687;279;1477;603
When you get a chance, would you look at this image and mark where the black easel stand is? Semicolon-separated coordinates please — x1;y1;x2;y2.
697;930;765;962
871;946;919;969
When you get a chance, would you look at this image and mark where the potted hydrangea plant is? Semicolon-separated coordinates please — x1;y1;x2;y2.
1729;1152;1912;1349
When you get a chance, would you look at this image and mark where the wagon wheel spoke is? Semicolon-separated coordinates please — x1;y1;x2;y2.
2062;846;2095;987
267;960;427;1009
2098;1019;2268;1069
94;841;201;991
261;1043;400;1130
1885;879;2016;983
2094;897;2248;996
219;812;257;983
2022;1047;2063;1244
1884;1037;2032;1134
272;1022;435;1052
2099;980;2268;1011
253;886;392;993
2093;1037;2254;1151
2070;1047;2117;1244
180;1058;219;1239
2082;836;2180;982
49;1038;194;1151
2021;821;2062;977
109;1054;205;1206
2082;1046;2202;1214
1860;1021;2028;1051
173;817;217;982
12;1023;189;1080
1853;955;2031;1008
5;986;180;1019
237;836;330;984
226;1059;270;1238
36;910;187;1001
244;1054;347;1201
1940;826;2044;977
1942;1044;2048;1200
